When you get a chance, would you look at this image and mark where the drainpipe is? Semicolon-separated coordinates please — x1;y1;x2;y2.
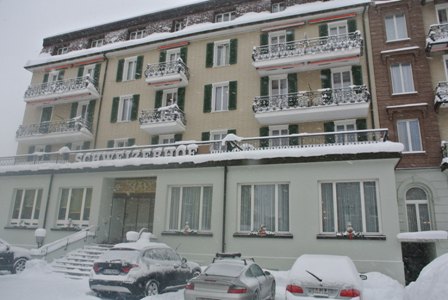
221;165;228;253
42;172;54;228
362;3;376;129
93;54;110;148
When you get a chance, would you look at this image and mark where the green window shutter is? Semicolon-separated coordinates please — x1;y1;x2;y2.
159;51;166;63
77;66;84;78
348;19;357;33
260;77;269;96
131;94;140;121
111;97;119;123
259;127;269;148
58;70;65;81
201;132;210;141
229;81;237;110
87;100;96;127
177;87;185;111
107;140;114;148
135;56;143;79
43;73;49;83
151;136;159;145
324;122;335;144
289;124;299;146
229;39;238;65
70;102;78;119
321;69;332;89
288;73;297;94
155;91;163;108
94;64;101;87
206;43;214;68
228;129;236;134
286;30;295;42
203;84;212;113
116;59;124;82
352;65;363;86
82;141;91;150
127;138;136;146
174;134;183;142
356;118;368;142
260;33;269;46
27;146;35;161
319;24;328;37
180;47;188;64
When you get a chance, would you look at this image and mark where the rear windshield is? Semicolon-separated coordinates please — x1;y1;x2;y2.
205;263;245;277
99;249;140;263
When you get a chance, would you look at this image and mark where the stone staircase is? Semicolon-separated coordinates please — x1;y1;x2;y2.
51;244;113;278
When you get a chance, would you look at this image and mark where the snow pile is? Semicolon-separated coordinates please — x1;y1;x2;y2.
362;272;404;300
405;253;448;300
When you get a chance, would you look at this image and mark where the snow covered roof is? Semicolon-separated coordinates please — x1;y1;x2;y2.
26;0;370;69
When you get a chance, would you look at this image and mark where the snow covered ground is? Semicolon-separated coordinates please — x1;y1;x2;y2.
0;255;447;300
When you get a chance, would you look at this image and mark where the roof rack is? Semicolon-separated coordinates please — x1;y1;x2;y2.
213;252;255;265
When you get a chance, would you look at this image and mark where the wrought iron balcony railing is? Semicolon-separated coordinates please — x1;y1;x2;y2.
252;31;363;62
24;76;97;99
139;105;186;126
16;117;92;139
144;58;190;80
252;85;370;113
427;23;448;45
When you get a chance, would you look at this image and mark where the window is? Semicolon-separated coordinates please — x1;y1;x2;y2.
321;181;380;233
269;30;286;47
83;64;95;78
269;125;289;147
129;29;146;40
57;187;92;227
406;188;431;231
332;67;352;89
10;189;43;226
390;63;415;94
123;56;137;81
214;40;230;67
240;183;289;232
113;138;131;148
436;4;448;24
215;11;235;23
56;46;68;55
168;186;212;231
328;20;348;36
272;2;286;13
212;82;229;112
118;95;134;122
90;38;104;48
334;119;356;144
173;20;185;32
397;119;422;152
163;89;178;106
385;13;408;41
48;70;62;83
160;134;175;144
270;75;288;96
210;129;228;152
166;48;181;63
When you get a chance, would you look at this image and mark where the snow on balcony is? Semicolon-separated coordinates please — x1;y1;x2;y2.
144;59;189;90
435;81;448;111
139;104;186;135
426;23;448;52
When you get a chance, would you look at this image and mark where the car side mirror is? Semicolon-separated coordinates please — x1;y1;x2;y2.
264;271;271;276
360;274;368;280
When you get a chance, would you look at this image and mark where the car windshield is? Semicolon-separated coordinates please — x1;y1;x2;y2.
205;262;245;277
100;249;140;263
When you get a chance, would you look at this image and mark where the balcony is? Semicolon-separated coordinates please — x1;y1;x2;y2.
16;117;93;145
144;59;189;90
435;81;448;111
24;76;99;105
252;85;370;125
139;104;186;135
252;32;363;76
426;23;448;53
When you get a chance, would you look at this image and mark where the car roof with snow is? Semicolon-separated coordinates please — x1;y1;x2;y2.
112;240;171;251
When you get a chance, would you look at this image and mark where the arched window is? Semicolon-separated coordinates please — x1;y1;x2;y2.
406;187;431;231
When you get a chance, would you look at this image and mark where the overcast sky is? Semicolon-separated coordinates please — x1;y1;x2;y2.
0;0;203;156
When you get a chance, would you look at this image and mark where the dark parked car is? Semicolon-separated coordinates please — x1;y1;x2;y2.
184;253;276;300
89;240;201;298
0;238;31;274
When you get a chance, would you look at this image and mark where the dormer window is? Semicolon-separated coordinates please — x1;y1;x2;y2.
55;46;68;55
215;11;236;23
272;2;286;13
173;19;186;32
129;29;146;40
90;38;104;48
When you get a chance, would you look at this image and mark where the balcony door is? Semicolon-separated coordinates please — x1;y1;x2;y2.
332;67;352;103
328;20;348;37
39;106;53;133
166;48;181;63
163;89;178;106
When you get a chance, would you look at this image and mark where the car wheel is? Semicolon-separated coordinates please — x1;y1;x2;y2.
270;282;276;299
145;279;159;296
12;257;27;274
253;290;260;300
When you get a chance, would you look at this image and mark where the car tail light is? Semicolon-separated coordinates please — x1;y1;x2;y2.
228;286;248;294
340;288;361;297
93;263;101;273
121;264;138;273
286;284;304;294
185;282;195;290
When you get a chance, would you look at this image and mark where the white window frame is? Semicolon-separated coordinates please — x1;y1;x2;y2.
331;66;352;89
166;48;181;63
123;56;137;81
215;11;236;23
160;134;175;145
238;183;290;233
269;30;287;45
385;13;409;42
113;138;130;148
167;185;213;231
436;3;448;24
406;187;431;232
118;95;134;122
129;29;146;40
328;20;348;36
272;2;286;13
390;63;416;94
210;129;228;152
212;82;229;112
396;119;423;153
83;64;95;79
269;125;289;147
319;180;381;234
334;119;357;144
162;89;178;106
40;106;53;123
48;71;61;83
173;20;185;32
269;74;288;96
56;47;68;55
77;101;90;121
10;188;43;227
214;40;230;67
56;187;92;227
90;38;104;48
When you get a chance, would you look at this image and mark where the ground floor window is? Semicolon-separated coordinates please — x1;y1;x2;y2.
10;189;43;226
57;187;92;227
239;183;289;232
320;181;380;233
168;186;212;231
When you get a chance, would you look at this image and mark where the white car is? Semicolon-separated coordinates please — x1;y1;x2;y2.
285;254;366;299
0;238;31;274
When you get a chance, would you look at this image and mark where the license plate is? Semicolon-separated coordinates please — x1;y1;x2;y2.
103;269;120;275
309;287;329;296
